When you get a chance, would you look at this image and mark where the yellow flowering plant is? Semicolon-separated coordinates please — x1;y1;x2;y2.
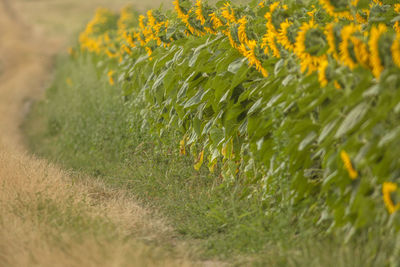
74;0;400;240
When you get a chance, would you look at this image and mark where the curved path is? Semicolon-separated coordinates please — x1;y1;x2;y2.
0;1;200;266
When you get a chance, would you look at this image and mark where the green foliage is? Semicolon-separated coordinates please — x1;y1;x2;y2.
69;0;400;245
24;55;400;265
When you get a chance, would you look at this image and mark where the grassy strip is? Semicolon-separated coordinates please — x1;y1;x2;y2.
23;54;398;266
0;147;187;266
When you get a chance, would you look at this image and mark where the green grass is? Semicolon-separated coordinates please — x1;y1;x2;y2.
23;54;399;266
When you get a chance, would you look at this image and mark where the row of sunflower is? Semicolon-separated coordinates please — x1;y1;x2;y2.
74;0;400;234
78;1;400;78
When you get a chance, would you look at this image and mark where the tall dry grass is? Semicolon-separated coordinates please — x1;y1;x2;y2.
0;151;193;267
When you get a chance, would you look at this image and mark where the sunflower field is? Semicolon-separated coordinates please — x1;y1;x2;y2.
73;0;400;235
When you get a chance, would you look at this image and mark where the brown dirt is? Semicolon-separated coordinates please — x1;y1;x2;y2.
0;1;203;266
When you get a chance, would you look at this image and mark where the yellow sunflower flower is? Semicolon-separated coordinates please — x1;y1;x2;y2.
294;20;327;74
383;182;400;214
352;37;369;68
238;16;249;46
394;4;400;33
369;24;387;78
339;25;370;69
340;150;358;180
238;40;268;77
325;23;340;61
195;0;206;25
221;2;237;24
265;21;280;58
173;0;196;34
173;0;188;21
269;1;280;13
277;19;295;51
209;12;223;30
121;44;132;55
319;0;353;20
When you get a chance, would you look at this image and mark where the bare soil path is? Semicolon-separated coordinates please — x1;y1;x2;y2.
0;1;202;266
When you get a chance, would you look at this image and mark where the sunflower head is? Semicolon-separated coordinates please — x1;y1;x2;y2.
277;20;298;51
369;24;389;78
319;0;353;20
326;23;342;60
270;4;290;30
339;24;363;69
294;21;328;74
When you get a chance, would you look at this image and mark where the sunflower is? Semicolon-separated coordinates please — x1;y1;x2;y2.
391;33;400;68
238;16;249;45
261;9;281;58
138;14;146;30
269;1;280;13
173;0;196;34
352;36;369;68
173;0;189;21
120;44;132;55
193;2;215;35
209;12;223;30
265;21;280;58
195;0;206;25
394;4;400;33
340;150;358;180
226;24;241;50
369;24;387;78
261;34;270;55
355;9;369;24
221;2;237;24
382;182;400;214
319;0;353;20
121;31;136;48
245;40;268;77
277;19;296;51
294;20;327;74
339;24;360;69
325;23;341;61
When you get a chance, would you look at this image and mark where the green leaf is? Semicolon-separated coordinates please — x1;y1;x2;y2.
228;58;245;74
298;131;317;151
183;88;209;108
378;126;400;148
335;102;369;138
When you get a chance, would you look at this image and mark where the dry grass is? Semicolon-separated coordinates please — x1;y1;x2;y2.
0;1;202;266
0;151;192;267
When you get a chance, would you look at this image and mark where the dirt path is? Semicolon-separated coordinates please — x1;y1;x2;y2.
0;1;198;266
